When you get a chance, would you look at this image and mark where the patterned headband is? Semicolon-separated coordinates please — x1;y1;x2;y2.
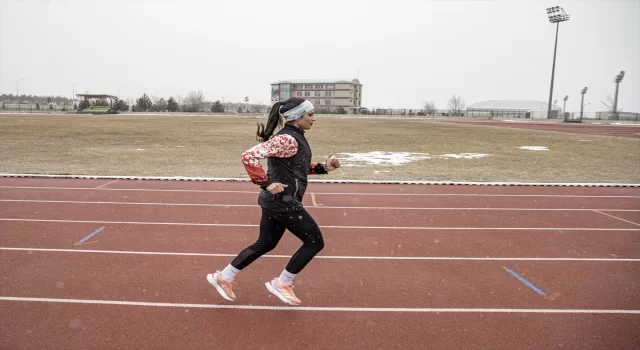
281;100;314;121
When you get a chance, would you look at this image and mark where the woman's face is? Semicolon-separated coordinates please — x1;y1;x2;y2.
293;110;316;131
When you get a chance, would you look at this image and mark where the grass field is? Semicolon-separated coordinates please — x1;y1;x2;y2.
0;114;638;183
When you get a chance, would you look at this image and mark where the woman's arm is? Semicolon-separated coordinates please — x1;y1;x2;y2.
309;154;340;174
241;134;298;189
308;163;329;175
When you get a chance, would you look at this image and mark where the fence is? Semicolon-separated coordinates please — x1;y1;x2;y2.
2;102;638;122
564;111;639;122
1;103;74;112
358;108;461;116
466;110;528;118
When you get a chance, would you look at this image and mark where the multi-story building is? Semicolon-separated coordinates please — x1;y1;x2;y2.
270;79;362;113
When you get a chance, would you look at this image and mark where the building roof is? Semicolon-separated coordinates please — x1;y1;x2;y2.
466;100;561;111
272;78;362;85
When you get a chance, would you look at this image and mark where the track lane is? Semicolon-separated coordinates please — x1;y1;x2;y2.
0;202;636;229
1;222;639;259
2;187;639;209
1;251;639;310
2;302;638;350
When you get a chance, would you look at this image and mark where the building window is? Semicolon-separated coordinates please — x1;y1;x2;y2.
325;100;331;105
315;92;321;97
316;100;321;104
296;92;301;97
325;92;332;97
304;92;310;97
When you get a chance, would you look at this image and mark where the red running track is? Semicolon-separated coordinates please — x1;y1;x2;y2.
1;178;639;349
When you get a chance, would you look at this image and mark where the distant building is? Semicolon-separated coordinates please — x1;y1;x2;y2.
270;79;362;113
466;100;562;119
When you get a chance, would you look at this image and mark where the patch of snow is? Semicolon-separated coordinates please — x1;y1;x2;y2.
339;152;431;166
336;151;491;167
439;153;490;159
519;146;549;151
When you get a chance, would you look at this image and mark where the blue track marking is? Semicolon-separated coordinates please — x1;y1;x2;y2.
77;227;104;244
503;267;546;295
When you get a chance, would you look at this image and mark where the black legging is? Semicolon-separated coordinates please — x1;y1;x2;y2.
231;208;324;274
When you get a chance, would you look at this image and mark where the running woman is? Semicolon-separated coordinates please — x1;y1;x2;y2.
207;98;340;305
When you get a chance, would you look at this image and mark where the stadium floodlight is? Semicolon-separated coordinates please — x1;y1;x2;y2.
547;6;570;23
546;6;570;119
580;87;587;121
613;70;625;120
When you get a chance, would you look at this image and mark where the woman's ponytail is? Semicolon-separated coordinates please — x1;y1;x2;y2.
255;98;307;142
256;101;284;142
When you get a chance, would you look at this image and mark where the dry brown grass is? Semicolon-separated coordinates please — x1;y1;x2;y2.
1;114;638;183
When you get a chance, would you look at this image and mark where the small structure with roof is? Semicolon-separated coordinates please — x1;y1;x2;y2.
466;100;563;119
76;94;119;114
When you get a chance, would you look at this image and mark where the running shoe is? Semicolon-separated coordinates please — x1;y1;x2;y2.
207;272;236;301
265;278;301;305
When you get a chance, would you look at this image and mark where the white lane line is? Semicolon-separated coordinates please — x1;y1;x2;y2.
1;218;639;231
1;247;639;261
1;199;637;212
593;210;640;227
1;296;639;314
95;180;119;189
1;186;638;198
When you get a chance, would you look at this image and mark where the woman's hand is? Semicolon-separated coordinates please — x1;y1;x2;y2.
266;182;288;194
324;154;341;171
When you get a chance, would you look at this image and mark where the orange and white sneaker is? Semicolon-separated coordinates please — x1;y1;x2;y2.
207;272;236;301
265;278;301;305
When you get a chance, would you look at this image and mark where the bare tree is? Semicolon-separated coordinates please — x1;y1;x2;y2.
601;95;622;116
423;101;436;116
185;90;204;112
601;95;614;112
447;94;465;116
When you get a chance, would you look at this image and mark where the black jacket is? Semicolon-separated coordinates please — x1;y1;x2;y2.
257;125;326;212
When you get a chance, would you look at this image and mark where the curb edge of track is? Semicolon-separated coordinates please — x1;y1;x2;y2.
1;174;638;187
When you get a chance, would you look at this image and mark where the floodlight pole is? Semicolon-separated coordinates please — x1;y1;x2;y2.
17;79;24;111
11;78;24;111
613;83;619;120
613;71;624;120
546;6;570;119
579;87;587;122
547;22;560;119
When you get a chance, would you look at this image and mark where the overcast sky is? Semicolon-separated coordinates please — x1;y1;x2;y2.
1;0;638;112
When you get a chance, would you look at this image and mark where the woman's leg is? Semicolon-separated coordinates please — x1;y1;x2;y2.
230;208;287;271
282;208;325;274
265;209;325;305
208;208;286;301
